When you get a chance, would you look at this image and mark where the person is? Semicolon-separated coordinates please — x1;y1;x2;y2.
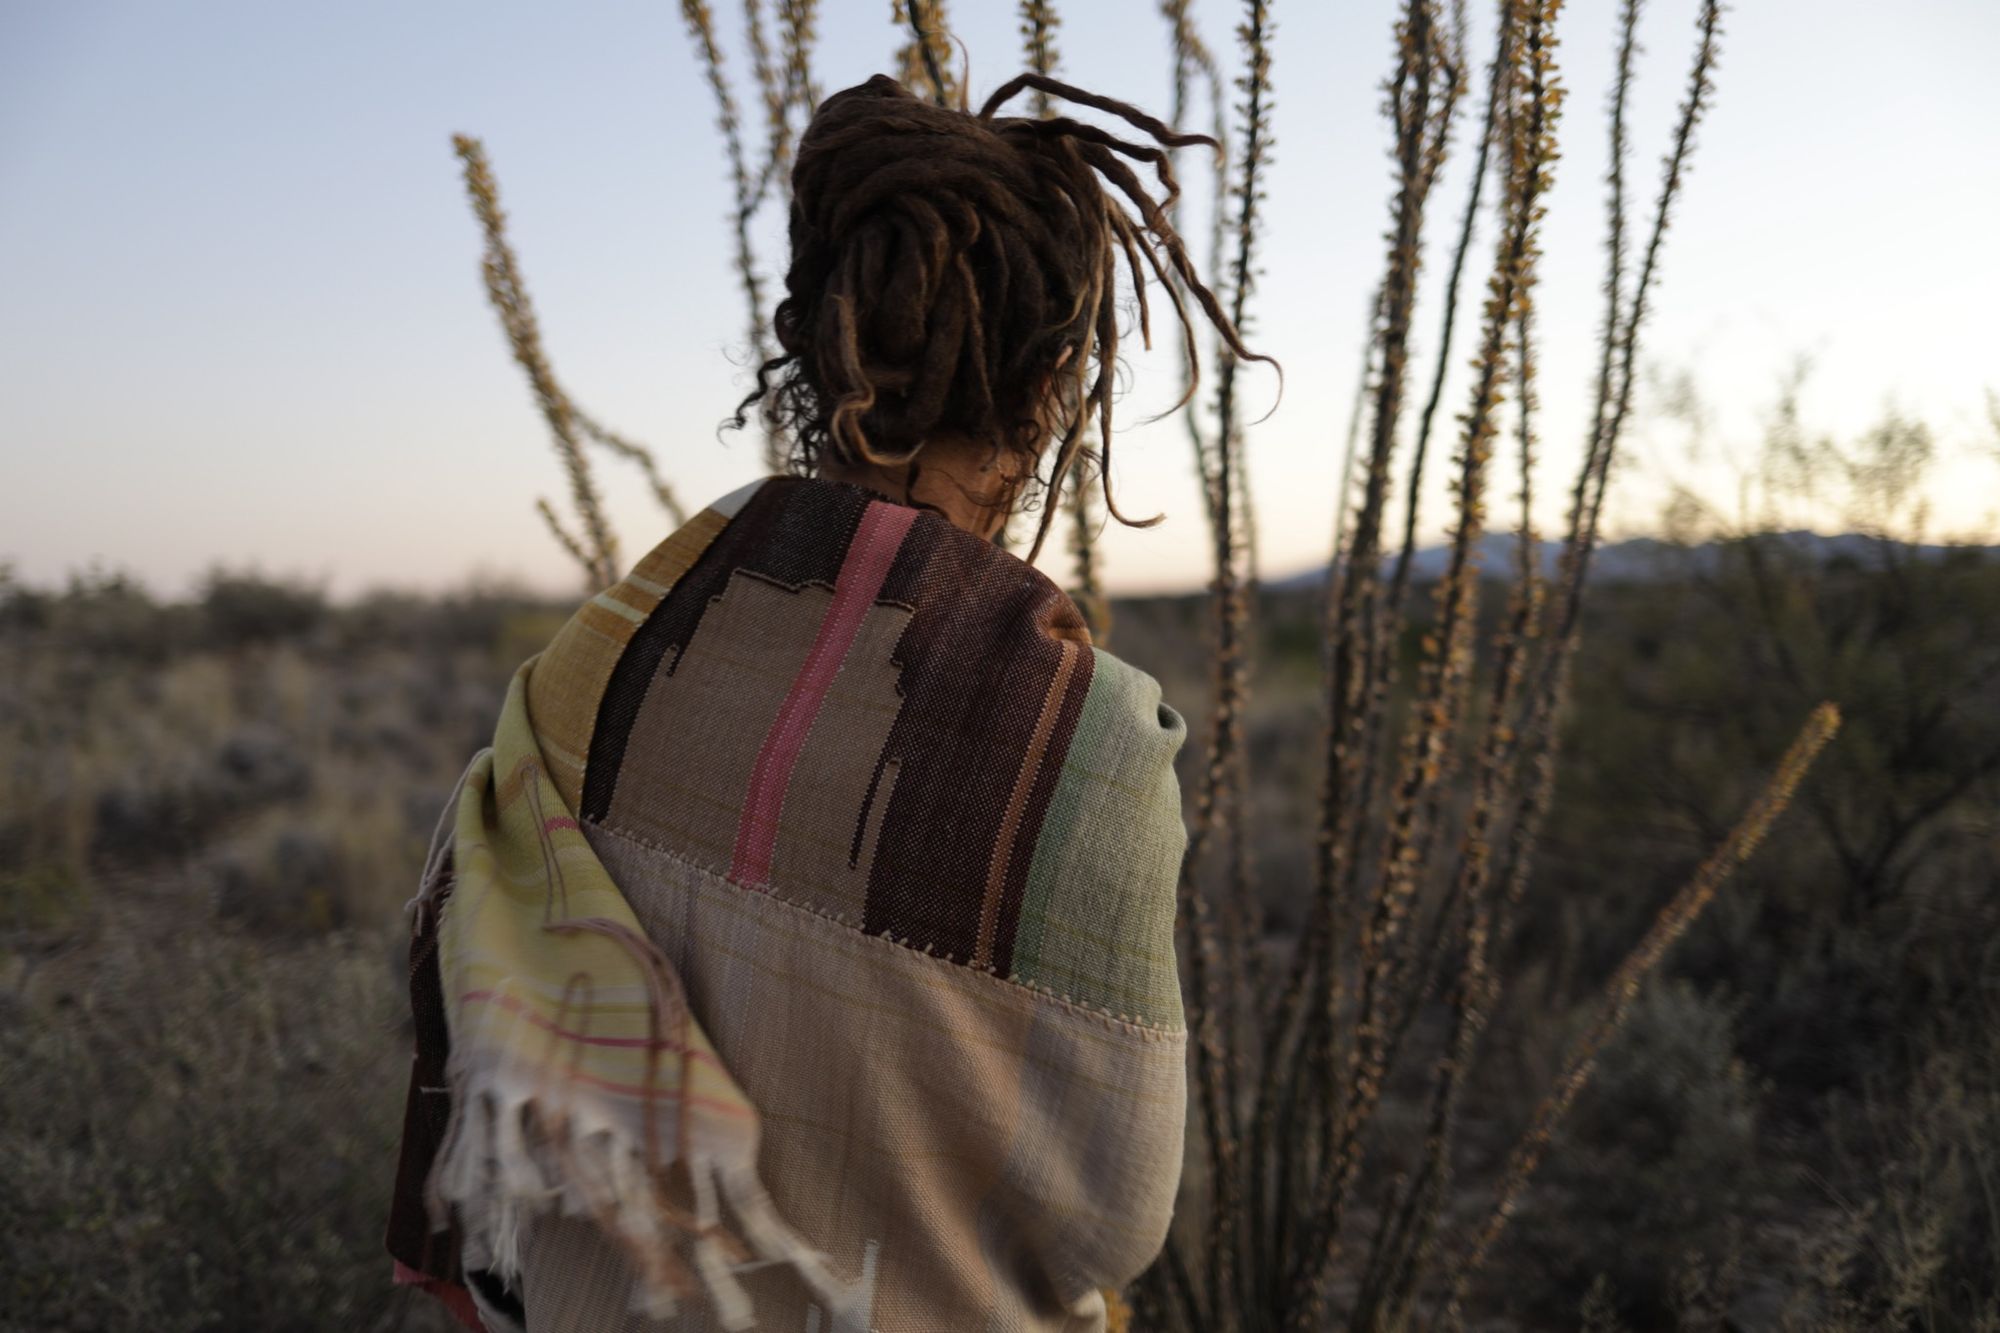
386;70;1268;1332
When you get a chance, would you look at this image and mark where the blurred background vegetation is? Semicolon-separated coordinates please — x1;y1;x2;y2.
2;405;1994;1329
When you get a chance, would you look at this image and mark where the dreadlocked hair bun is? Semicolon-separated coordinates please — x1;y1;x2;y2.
731;71;1271;559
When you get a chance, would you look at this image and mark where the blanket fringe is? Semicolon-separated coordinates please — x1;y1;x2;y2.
429;1073;864;1330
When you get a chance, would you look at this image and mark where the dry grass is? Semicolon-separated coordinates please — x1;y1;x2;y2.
0;579;551;1332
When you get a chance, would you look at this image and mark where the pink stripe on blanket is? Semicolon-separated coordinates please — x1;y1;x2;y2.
550;1064;758;1115
459;987;725;1064
453;993;753;1115
542;816;579;833
732;499;917;888
391;1260;485;1331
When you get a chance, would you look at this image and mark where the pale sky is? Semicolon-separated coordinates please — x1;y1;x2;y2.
2;0;1996;598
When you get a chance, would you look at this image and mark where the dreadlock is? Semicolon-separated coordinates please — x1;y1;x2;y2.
731;71;1270;560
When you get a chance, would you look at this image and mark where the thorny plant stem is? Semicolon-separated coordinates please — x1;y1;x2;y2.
1173;0;1274;1324
1385;0;1503;644
1292;0;1539;1319
1463;12;1722;1154
1437;703;1841;1328
744;0;791;199
1535;0;1719;721
900;0;957;108
681;0;786;472
1155;20;1247;1319
454;135;620;590
1254;4;1464;1321
572;407;688;528
1018;0;1111;639
1118;0;1737;1324
1314;0;1560;1295
1421;8;1724;1323
780;0;822;119
1161;0;1230;536
1328;284;1387;577
1303;6;1468;1233
1291;16;1482;1267
1357;273;1547;1333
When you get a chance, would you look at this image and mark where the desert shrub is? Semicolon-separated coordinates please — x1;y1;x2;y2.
0;861;91;935
1786;1036;2000;1331
335;585;559;660
15;568;197;664
0;926;452;1333
0;565;50;635
0;565;560;1328
89;724;312;868
1543;540;2000;1099
1500;981;1762;1329
197;569;327;648
210;826;348;934
204;786;419;938
1480;533;1999;1318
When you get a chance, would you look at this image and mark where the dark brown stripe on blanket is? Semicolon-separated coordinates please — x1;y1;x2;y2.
861;507;1095;969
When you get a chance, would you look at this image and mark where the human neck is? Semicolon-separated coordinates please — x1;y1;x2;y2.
816;440;1022;542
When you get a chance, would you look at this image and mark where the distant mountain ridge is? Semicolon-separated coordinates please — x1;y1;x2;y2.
1265;530;1999;591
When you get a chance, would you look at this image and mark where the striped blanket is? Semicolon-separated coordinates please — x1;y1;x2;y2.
387;475;1190;1331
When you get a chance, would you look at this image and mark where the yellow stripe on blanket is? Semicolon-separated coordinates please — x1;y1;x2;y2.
424;656;859;1330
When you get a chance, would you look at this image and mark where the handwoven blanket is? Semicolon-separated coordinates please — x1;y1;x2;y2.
387;475;1190;1331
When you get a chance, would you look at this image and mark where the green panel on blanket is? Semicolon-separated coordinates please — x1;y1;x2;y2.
1010;648;1188;1029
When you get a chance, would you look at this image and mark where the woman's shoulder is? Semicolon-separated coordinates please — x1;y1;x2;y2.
1073;643;1187;753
